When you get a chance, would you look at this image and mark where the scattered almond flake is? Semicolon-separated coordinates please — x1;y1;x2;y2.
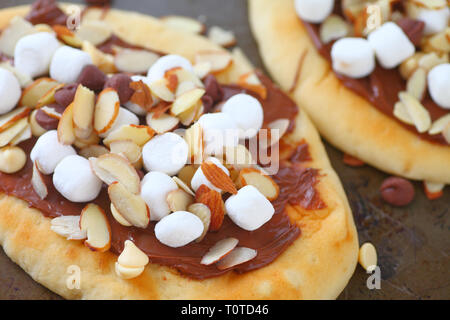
341;0;368;22
195;50;233;74
148;78;175;102
0;118;28;147
393;101;414;125
53;25;82;47
160;15;205;34
166;189;194;212
0;106;30;133
31;160;47;199
75;21;112;46
177;165;197;186
129;80;153;110
208;26;236;48
188;203;211;242
110;203;132;227
36;83;64;109
0;62;32;88
178;100;203;126
423;181;445;200
20;78;59;108
411;0;447;10
79;144;109;159
80;203;111;252
358;242;377;271
237;71;267;99
195;185;225;231
171;88;205;116
176;81;197;97
94;88;120;134
398;91;431;133
184;122;203;164
115;262;145;280
40;106;62;120
231;47;254;74
425;29;450;53
146;112;179;134
0;16;35;57
429;114;450;135
406;68;427;100
400;52;424;79
167;67;204;88
82;41;117;74
418;52;447;71
193;62;212;79
103;124;155;147
201;238;239;265
72;84;95;139
238;167;280;201
73;131;100;149
51;215;86;241
224;144;254;170
115;49;159;74
10;125;32;146
172;176;195;196
201;161;237;194
109;140;142;164
57;102;75;145
216;247;257;270
320;14;350;44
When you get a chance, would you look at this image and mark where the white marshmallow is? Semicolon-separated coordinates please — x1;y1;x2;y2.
221;93;263;139
155;211;204;248
294;0;334;23
99;107;140;138
142;132;188;176
30;130;76;175
14;32;60;78
140;171;179;221
368;22;415;69
50;46;92;84
331;38;375;78
416;7;449;35
0;69;21;115
197;112;239;155
225;185;275;231
147;54;193;84
428;63;450;110
53;155;102;203
191;157;230;193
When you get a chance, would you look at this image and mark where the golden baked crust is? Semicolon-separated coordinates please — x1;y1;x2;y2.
248;0;450;184
0;4;358;299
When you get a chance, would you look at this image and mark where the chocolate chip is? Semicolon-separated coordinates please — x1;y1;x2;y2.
35;104;62;130
104;74;134;104
201;95;214;114
203;74;224;103
76;65;106;92
380;177;415;206
54;83;78;109
26;0;68;26
396;18;425;47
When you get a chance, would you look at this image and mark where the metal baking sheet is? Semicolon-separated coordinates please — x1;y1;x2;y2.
0;0;448;300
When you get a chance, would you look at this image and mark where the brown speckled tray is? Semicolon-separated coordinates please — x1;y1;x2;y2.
0;0;448;300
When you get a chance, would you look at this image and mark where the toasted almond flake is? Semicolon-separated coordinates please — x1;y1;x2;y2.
407;68;427;100
118;240;149;268
320;14;350;44
393;101;414;125
216;247;257;270
184;122;203;164
358;242;377;271
167;67;204;88
53;25;82;47
10;124;31;146
195;185;225;231
0;106;30;133
177;164;197;186
90;153;141;195
258;118;290;150
418;52;447;71
79;144;109;159
115;262;145;280
429;114;450;135
398;92;431;133
129;80;153;111
73;131;100;149
80;203;111;252
411;0;447;9
400;52;424;79
51;215;86;241
208;26;236;48
201;161;237;194
35;83;64;109
110;203;132;227
108;182;150;229
160;16;205;34
20;78;59;108
109;140;142;164
175;81;197;98
146;112;179;134
237;71;267;99
0;118;29;147
423;181;445;200
172;176;195;196
115;49;159;74
0;62;32;88
166;189;194;212
57;102;75;145
75;21;112;46
188;203;211;242
193;62;212;79
148;78;175;102
171;88;205;116
103;124;155;147
0;16;35;57
224;144;254;170
164;72;179;93
82;40;117;74
72;84;95;139
425;29;450;53
178;100;203;126
31;160;47;199
239;167;280;201
195;51;233;74
39;106;61;120
201;238;239;265
94;88;120;134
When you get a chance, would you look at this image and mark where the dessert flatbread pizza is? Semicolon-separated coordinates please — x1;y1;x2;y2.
0;0;358;299
249;0;450;188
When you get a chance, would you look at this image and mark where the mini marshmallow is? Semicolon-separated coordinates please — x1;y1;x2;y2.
368;22;415;69
50;46;92;84
14;32;60;78
140;171;179;221
147;54;193;84
142;132;188;176
99;107;140;138
221;93;263;139
53;155;102;203
428;63;450;110
197;112;239;155
30;130;76;175
155;211;204;248
294;0;334;23
225;185;275;231
416;7;449;35
0;69;21;115
331;37;375;78
191;157;230;193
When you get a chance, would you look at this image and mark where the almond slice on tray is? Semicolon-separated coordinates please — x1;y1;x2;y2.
201;237;239;266
108;182;150;229
110;203;132;227
0;118;28;147
57;102;75;145
79;144;109;159
195;51;233;74
0;106;30;132
172;176;195;196
90;153;141;195
208;26;237;48
146;112;179;134
51;215;86;241
429;114;450;135
72;85;95;139
53;25;82;47
188;203;211;242
201;161;238;195
109;140;142;164
406;68;427;101
20;78;59;108
166;189;194;212
170;88;205;116
216;247;257;270
35;83;64;109
94;88;120;134
115;49;159;74
148;79;175;102
398;92;431;133
75;21;112;46
160;16;206;34
32;160;48;200
10;124;32;146
320;14;350;44
80;203;111;252
238;168;280;201
195;185;225;231
103;124;155;147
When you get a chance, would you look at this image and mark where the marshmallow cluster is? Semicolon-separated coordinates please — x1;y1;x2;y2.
191;157;230;193
428;63;450;110
147;54;193;84
331;38;375;78
155;211;204;248
53;155;102;203
30;130;76;175
294;0;335;23
50;46;93;84
197;112;239;155
140;171;179;221
14;32;60;79
0;68;21;115
142;132;188;176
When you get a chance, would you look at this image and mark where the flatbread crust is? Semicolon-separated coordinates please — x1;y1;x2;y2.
249;0;450;184
0;5;358;299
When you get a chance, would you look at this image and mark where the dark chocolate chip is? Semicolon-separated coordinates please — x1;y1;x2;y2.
396;18;425;47
54;83;78;109
35;103;62;130
380;176;415;206
76;65;106;92
203;74;224;103
104;74;134;104
26;0;68;26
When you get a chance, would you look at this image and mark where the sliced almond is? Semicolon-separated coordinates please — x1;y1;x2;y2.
195;185;225;231
177;164;197;186
0;62;32;88
341;0;368;22
443;123;450;144
73;131;100;149
188;203;211;242
411;0;447;10
35;84;64;109
32;160;48;200
231;47;254;75
320;14;350;44
184;122;203;164
172;176;195;196
0;16;35;57
0;118;28;147
146;112;179;134
129;81;153;111
201;238;239;265
72;84;95;139
10;124;32;146
110;203;132;227
176;81;197;98
178;100;203;126
237;71;267;99
429;114;450;135
418;52;447;71
216;247;257;270
425;28;450;53
82;40;117;74
94;88;120;134
52;25;82;47
208;26;236;48
79;144;109;159
51;215;86;241
57;102;75;145
0;106;31;133
239;167;280;201
358;242;377;271
195;51;233;74
258;118;290;150
167;67;204;88
103;124;155;147
20;78;59;108
160;16;205;34
201;161;237;194
398;92;431;133
166;189;194;212
115;49;159;74
115;262;145;280
407;68;427;101
393;101;414;125
171;88;205;116
193;62;212;79
108;182;150;228
39;106;61;120
109;140;142;164
75;21;112;46
148;78;175;102
224;144;254;170
423;181;445;200
29;109;46;137
118;240;149;268
80;203;111;252
90;153;141;195
400;52;424;79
